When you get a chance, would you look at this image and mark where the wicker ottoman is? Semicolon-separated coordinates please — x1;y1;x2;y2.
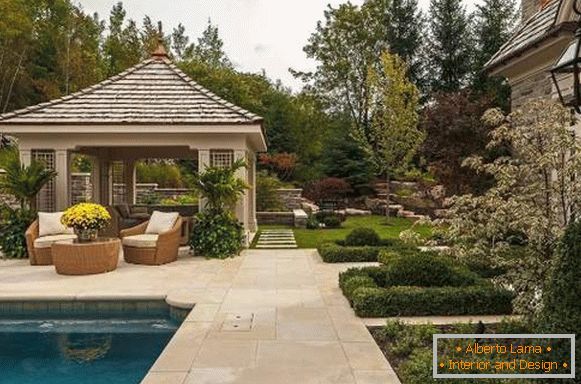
52;238;120;276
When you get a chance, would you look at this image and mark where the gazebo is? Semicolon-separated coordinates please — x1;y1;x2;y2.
0;43;266;240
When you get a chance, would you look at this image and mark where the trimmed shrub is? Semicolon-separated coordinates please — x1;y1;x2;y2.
342;275;376;297
318;243;380;263
339;258;514;317
382;252;479;287
320;214;342;228
190;211;243;259
351;285;513;317
0;206;35;258
345;227;380;246
306;215;319;229
339;266;387;289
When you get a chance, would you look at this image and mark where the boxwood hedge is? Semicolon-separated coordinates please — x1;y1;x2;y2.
318;239;415;263
339;253;514;317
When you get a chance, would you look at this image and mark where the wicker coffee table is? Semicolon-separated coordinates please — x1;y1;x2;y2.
52;238;120;276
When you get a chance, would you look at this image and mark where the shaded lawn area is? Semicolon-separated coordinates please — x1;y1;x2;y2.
259;215;431;249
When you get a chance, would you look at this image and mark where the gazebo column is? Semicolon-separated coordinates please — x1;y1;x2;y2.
19;149;32;167
234;150;249;234
124;159;137;205
249;153;257;232
90;156;101;204
55;149;69;210
198;149;210;212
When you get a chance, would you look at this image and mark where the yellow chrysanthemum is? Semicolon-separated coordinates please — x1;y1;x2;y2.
61;203;111;230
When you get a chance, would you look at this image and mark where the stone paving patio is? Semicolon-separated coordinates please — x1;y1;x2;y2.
0;249;399;384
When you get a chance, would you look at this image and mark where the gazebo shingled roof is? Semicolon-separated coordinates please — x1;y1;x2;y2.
0;53;263;126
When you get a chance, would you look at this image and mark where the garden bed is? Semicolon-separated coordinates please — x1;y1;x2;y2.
339;251;514;317
370;319;530;384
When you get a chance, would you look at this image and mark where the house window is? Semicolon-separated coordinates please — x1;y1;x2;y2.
210;150;234;169
32;150;55;212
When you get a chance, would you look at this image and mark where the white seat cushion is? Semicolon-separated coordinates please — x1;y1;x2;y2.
145;211;179;234
38;212;74;237
34;234;78;249
122;234;159;248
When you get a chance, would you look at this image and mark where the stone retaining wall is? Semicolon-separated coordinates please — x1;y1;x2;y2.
276;188;303;210
257;212;295;226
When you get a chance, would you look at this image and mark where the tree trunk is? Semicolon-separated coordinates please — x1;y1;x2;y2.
385;173;390;219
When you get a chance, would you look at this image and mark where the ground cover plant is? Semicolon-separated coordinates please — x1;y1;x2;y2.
339;251;513;317
371;319;532;384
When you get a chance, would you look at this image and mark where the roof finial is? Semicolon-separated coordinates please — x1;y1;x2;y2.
151;21;168;60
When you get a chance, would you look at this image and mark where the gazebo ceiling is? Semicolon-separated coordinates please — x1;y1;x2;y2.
0;55;263;126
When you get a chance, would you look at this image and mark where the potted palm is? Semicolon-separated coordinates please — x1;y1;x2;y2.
61;203;111;242
190;159;248;258
0;149;57;212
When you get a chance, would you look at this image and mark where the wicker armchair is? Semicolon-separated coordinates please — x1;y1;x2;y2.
25;220;51;265
120;216;182;265
25;219;77;266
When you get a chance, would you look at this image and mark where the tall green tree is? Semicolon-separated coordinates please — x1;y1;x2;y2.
300;3;385;137
365;0;426;91
103;2;141;76
427;0;473;93
171;23;191;61
472;0;517;109
356;52;424;215
192;20;231;68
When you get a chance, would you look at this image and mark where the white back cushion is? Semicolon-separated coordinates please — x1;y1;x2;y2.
145;211;179;234
38;212;74;237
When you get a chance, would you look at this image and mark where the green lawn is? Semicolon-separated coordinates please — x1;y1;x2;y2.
258;215;431;249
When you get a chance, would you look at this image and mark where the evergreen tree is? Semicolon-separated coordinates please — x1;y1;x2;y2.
427;0;473;93
366;0;426;91
473;0;517;109
103;2;142;76
193;19;231;68
387;0;425;89
171;23;191;61
538;219;581;378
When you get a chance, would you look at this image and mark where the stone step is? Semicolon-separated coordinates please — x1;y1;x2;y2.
255;244;298;249
258;241;297;245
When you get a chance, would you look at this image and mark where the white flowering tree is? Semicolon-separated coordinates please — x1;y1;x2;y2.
436;99;581;316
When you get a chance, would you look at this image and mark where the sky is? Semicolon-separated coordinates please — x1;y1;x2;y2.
76;0;482;91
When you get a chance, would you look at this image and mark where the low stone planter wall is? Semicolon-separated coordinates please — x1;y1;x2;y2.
257;212;295;226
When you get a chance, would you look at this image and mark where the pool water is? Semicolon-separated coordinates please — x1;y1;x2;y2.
0;318;178;384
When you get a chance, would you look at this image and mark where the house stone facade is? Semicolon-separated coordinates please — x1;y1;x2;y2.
485;0;578;109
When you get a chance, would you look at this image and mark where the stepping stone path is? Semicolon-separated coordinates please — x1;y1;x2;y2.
255;229;297;249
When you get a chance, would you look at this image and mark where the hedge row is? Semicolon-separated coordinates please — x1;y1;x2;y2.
338;253;514;317
318;239;415;263
318;243;383;262
350;285;513;317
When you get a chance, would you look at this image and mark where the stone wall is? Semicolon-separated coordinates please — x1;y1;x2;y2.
71;173;92;204
69;174;194;205
0;169;17;208
511;70;553;109
276;188;303;211
256;212;295;226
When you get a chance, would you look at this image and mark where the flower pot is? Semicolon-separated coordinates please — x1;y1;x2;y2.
76;228;98;243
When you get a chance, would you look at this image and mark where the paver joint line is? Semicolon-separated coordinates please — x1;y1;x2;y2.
0;249;400;384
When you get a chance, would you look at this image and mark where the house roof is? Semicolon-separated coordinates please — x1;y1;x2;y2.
484;0;574;72
0;55;263;126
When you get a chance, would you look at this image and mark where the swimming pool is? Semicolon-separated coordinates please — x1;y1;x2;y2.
0;301;186;384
